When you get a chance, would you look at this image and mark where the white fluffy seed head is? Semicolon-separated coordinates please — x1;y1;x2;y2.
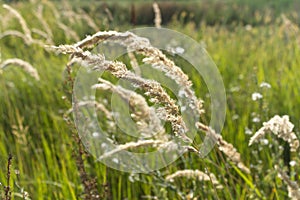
249;115;299;152
0;58;40;81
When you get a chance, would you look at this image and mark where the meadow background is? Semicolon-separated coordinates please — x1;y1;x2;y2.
0;0;300;199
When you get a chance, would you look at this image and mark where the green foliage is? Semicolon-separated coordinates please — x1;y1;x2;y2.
1;1;299;199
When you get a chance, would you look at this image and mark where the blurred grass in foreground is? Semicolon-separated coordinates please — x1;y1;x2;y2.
0;1;300;199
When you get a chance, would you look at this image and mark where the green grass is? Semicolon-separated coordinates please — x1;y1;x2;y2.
1;1;300;199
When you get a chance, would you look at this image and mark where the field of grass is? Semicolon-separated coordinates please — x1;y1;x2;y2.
0;1;300;199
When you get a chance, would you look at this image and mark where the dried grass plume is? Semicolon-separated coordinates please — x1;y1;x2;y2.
0;58;40;81
249;115;299;152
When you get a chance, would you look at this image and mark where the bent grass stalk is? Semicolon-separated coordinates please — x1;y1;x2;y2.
249;115;299;152
165;169;223;189
92;78;165;139
73;31;204;115
66;100;113;120
49;31;261;196
0;58;40;81
196;122;250;174
92;78;151;121
276;165;300;200
2;4;52;46
34;4;54;44
50;44;191;143
98;139;165;160
3;4;32;41
3;2;299;198
1;2;299;199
